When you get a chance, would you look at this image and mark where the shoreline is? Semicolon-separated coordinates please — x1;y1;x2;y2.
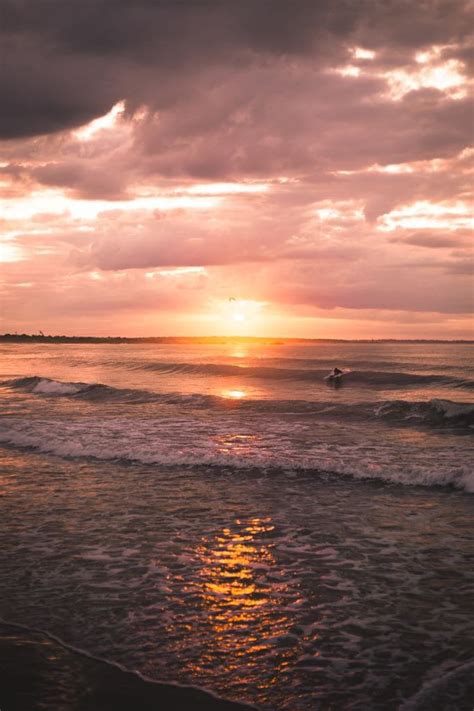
0;621;257;711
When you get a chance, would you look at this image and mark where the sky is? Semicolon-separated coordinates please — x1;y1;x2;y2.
1;0;473;339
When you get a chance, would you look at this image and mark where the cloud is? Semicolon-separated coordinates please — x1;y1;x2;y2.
1;0;473;337
389;230;471;248
1;0;472;140
254;258;474;314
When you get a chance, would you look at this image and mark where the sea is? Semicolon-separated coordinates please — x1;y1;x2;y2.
1;340;473;710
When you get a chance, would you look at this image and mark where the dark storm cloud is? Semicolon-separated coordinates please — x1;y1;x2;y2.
4;69;472;199
128;80;472;182
1;0;472;139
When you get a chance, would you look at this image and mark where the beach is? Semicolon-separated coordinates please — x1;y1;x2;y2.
0;621;255;710
1;341;473;709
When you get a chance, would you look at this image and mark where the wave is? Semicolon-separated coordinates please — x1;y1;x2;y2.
5;376;160;403
4;377;474;428
374;399;474;426
171;355;474;374
0;415;472;492
119;360;474;388
1;376;473;492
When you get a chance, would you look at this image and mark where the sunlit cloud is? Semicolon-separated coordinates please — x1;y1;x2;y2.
383;58;467;100
147;267;208;278
314;201;365;223
367;163;415;174
185;182;270;195
73;101;126;141
336;148;474;176
415;44;455;65
0;241;24;263
379;201;473;231
331;43;468;101
352;47;376;60
333;65;361;78
0;190;221;220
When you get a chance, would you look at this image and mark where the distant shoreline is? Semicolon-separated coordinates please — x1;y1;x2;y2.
1;334;473;344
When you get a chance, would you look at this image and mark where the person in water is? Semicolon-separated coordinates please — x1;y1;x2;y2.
332;367;343;376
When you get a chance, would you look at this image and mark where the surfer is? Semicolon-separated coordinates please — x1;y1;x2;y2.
325;366;344;387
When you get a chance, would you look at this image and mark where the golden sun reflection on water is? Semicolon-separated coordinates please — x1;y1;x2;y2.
189;518;301;693
230;350;248;359
223;389;247;399
214;432;258;456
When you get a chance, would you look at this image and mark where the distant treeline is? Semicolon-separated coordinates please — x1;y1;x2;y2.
1;334;472;344
0;333;288;344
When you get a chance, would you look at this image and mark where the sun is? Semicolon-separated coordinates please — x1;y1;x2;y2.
213;297;268;335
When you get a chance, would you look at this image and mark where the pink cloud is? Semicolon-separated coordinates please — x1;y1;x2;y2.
1;1;473;337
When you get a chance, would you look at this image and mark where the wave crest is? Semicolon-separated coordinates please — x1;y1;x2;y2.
125;360;474;389
4;376;474;428
375;399;474;426
0;416;472;492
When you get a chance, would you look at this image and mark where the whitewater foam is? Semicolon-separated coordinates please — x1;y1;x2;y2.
374;399;474;426
0;414;472;492
2;373;473;491
6;376;91;396
4;376;474;428
32;378;84;395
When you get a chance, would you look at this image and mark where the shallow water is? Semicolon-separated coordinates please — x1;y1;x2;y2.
0;342;473;709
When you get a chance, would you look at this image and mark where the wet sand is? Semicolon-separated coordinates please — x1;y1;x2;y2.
0;622;256;711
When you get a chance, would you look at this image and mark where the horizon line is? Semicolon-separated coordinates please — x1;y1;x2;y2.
1;333;473;344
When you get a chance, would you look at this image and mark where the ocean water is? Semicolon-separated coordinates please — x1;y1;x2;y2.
1;341;473;710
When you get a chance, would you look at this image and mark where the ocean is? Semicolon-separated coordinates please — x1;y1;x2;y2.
1;341;473;710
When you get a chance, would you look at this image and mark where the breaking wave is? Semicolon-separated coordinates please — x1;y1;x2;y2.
5;376;159;403
374;398;474;426
120;360;474;389
4;376;474;426
1;376;473;492
4;376;474;428
0;415;472;492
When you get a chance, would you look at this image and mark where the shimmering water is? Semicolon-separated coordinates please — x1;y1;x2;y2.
0;341;473;709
